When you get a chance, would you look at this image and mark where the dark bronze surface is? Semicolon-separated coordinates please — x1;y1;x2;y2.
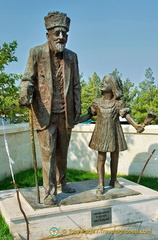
80;74;144;195
19;11;81;203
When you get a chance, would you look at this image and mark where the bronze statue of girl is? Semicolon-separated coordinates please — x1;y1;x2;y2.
80;73;144;194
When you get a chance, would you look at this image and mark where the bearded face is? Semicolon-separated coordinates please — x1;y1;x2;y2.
47;27;68;53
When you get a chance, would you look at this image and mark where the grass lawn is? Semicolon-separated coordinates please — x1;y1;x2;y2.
0;213;13;240
0;168;158;239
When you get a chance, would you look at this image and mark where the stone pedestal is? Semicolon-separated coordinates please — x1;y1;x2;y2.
0;178;158;240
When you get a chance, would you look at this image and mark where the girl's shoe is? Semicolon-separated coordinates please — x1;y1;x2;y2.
96;185;104;194
109;180;123;188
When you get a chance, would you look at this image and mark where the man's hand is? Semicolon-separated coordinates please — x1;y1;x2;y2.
19;100;31;109
79;113;92;123
74;113;80;124
19;82;34;108
19;94;32;109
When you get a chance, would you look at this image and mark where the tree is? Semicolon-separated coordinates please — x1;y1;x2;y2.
122;78;138;108
81;72;101;116
139;67;155;91
80;72;87;88
0;41;28;123
111;68;122;79
131;67;158;124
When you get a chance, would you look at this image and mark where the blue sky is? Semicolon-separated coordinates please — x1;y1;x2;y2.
1;0;158;85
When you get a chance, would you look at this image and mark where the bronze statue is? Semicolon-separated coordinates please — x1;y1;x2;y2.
80;74;144;194
19;11;81;205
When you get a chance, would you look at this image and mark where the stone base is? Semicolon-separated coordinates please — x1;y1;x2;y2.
0;178;158;240
19;178;140;209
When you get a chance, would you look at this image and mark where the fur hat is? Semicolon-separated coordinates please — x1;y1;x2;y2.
44;11;70;31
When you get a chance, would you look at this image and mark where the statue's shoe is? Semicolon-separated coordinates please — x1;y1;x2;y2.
62;185;76;193
96;185;104;195
109;180;123;188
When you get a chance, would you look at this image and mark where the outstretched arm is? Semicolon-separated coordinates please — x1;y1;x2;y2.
118;100;144;133
79;100;97;123
79;113;92;123
125;114;144;133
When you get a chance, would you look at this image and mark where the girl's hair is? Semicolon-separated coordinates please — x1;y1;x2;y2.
102;73;123;99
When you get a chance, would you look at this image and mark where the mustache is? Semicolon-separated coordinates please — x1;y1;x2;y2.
55;40;65;44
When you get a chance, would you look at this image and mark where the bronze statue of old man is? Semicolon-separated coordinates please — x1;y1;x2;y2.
19;11;81;205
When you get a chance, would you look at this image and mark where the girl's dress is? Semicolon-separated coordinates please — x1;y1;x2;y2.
89;97;129;152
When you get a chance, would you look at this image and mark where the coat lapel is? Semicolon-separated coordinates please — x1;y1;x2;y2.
63;49;71;96
43;42;53;96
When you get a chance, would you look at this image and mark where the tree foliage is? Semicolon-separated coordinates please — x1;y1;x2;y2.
131;67;158;124
0;41;28;123
81;72;101;116
111;68;122;78
122;78;138;108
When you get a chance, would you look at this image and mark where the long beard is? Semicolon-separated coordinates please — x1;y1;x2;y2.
54;42;65;53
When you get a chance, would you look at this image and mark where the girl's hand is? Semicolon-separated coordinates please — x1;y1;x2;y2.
135;124;145;133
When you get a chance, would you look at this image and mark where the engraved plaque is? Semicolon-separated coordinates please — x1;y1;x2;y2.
91;207;112;227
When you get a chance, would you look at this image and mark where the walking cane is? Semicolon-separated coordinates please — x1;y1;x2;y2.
29;107;40;203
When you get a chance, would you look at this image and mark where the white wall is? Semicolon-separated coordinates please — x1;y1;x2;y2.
0;123;158;180
69;124;158;178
